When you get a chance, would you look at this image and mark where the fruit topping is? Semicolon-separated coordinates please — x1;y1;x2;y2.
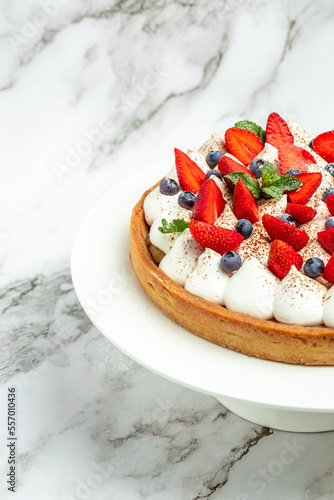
318;227;334;254
287;172;322;205
313;130;334;163
323;186;334;203
262;214;309;251
278;143;316;175
285;203;317;224
218;155;255;191
325;217;334;230
178;191;196;210
233;178;259;223
205;170;223;180
323;253;334;283
224;128;263;166
159;177;179;196
285;168;302;176
206;150;223;168
248;158;264;179
235;219;253;239
325;163;334;177
326;194;334;216
267;239;303;279
304;257;325;279
234;120;266;144
278;214;296;226
265;112;294;149
220;251;242;272
192;179;226;225
175;148;206;193
309;139;314;149
189;220;243;255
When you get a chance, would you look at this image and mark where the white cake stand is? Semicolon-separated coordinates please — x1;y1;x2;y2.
71;164;334;432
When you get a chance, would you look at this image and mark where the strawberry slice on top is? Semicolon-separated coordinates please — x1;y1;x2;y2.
225;128;263;166
175;148;206;193
318;227;334;255
233;178;259;223
192;179;226;225
268;239;303;279
323;253;334;283
278;143;316;175
326;193;334;216
189;220;243;255
265;112;294;149
287;172;322;205
218;155;255;190
313;130;334;163
262;214;309;251
285;203;317;224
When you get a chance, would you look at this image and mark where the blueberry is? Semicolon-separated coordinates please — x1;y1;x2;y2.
220;251;242;272
304;257;325;279
325;217;334;229
309;139;314;150
205;170;223;181
159;177;179;196
323;186;334;203
285;168;302;176
325;163;334;177
178;191;196;209
206;150;223;168
248;158;264;179
279;214;297;226
235;219;253;239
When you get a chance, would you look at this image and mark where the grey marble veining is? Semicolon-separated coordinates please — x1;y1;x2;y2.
2;0;334;498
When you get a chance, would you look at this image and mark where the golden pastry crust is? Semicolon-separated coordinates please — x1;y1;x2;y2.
130;183;334;366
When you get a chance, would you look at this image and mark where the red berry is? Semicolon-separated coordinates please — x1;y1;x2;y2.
318;227;334;255
265;112;294;149
287;172;322;205
313;130;334;163
225;128;263;166
233;179;259;224
267;239;303;279
175;148;206;193
189;220;243;255
218;155;255;191
278;143;316;175
285;203;317;224
192;179;226;225
262;214;309;251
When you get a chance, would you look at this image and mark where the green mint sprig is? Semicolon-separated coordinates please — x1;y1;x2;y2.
234;120;266;145
225;161;302;200
158;218;189;234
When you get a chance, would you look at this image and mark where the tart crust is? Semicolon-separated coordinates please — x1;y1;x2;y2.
130;183;334;365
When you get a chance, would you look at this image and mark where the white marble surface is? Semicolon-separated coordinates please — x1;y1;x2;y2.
2;0;334;498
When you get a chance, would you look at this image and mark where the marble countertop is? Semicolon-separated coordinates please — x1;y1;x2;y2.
2;0;334;498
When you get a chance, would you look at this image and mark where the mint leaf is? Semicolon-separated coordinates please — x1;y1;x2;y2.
158;218;189;234
261;161;277;188
261;185;285;199
274;174;303;192
234;120;266;144
225;172;261;199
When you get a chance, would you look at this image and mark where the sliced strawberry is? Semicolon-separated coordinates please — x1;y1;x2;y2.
326;193;334;216
278;143;316;175
262;214;309;251
174;148;206;193
192;179;226;224
318;227;334;255
268;240;303;279
233;178;259;223
323;253;334;283
218;155;255;191
285;203;317;224
313;130;334;163
265;112;294;149
189;220;243;255
225;128;263;166
287;172;322;205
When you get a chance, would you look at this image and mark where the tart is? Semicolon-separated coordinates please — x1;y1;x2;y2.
130;113;334;365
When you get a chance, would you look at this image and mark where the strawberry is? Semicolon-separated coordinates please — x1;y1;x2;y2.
225;128;263;166
287;172;322;205
317;227;334;255
268;239;303;279
323;253;334;283
218;155;255;190
265;112;294;149
262;214;309;251
285;203;317;224
175;148;206;193
189;220;243;254
233;178;259;223
278;143;316;175
326;193;334;216
313;130;334;163
192;179;226;224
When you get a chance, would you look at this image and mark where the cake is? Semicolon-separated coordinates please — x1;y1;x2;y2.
130;112;334;365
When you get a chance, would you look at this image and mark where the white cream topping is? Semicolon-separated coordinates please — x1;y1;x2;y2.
159;228;204;287
273;266;327;326
149;207;192;254
143;186;179;226
224;257;279;320
323;286;334;327
185;249;229;305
